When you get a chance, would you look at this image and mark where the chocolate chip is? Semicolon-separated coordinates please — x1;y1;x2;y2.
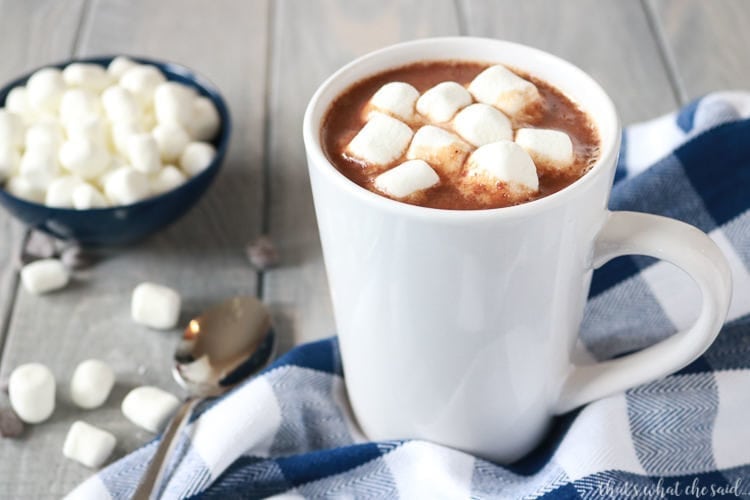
0;407;24;438
246;236;280;270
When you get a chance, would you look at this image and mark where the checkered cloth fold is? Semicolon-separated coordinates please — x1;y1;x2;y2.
69;92;750;499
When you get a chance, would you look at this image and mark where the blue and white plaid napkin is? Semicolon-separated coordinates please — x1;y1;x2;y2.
70;92;750;499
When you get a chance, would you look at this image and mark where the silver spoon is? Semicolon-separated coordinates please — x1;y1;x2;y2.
133;296;276;500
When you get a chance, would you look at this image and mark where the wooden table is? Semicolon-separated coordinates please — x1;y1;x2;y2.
0;0;746;496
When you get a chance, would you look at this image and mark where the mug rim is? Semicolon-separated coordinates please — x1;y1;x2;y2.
303;37;621;220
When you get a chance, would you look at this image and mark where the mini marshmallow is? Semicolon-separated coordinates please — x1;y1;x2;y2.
119;65;166;107
416;82;472;123
131;282;181;330
62;63;112;92
345;113;413;167
26;68;65;113
121;386;180;433
127;133;161;174
179;141;216;177
151;165;186;195
5;176;44;202
72;182;108;209
8;363;55;423
515;128;574;170
465;140;539;192
6;87;31;122
0;109;24;149
45;176;84;208
0;146;20;181
65;116;108;146
154;82;195;126
59;88;102;126
21;258;70;294
468;65;541;117
70;360;115;409
406;125;471;176
188;96;221;141
63;421;116;468
20;149;59;190
374;159;440;198
107;56;139;79
25;120;64;153
103;166;150;205
111;120;143;156
453;103;512;147
101;86;140;124
59;139;111;179
366;82;419;122
152;123;189;162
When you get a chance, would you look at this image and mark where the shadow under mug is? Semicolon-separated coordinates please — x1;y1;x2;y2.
303;37;732;463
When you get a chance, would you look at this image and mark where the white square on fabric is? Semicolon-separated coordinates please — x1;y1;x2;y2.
554;394;645;481
712;370;750;470
625;114;686;175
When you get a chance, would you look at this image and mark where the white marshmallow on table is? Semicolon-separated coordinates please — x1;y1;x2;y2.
8;363;55;423
345;113;413;167
131;282;181;330
5;176;44;202
515;128;574;170
119;65;166;107
153;81;195;127
406;125;471;176
152;122;189;162
45;176;84;208
453;103;512;147
468;64;541;117
59;139;111;180
111;120;143;156
70;359;115;409
127;133;161;174
416;81;472;123
365;82;419;122
63;421;116;468
72;182;108;209
465;140;539;193
0;109;24;149
180;141;216;177
151;165;187;195
103;166;150;205
188;96;221;141
374;159;440;198
21;258;70;294
59;88;102;126
101;85;141;124
121;386;180;433
26;68;65;113
62;63;112;92
19;149;59;190
0;146;20;182
25;120;64;153
6;87;31;123
107;56;139;79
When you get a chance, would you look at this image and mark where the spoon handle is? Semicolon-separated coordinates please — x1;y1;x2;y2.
132;397;201;500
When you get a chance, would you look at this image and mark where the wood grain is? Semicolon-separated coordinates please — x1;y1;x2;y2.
264;0;460;351
649;0;750;99
459;0;679;123
0;0;269;496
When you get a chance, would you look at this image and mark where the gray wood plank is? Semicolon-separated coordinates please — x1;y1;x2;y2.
265;0;461;351
0;0;269;497
649;0;750;100
460;0;679;123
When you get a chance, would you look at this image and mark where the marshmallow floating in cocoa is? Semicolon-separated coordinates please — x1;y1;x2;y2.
366;82;419;122
465;140;539;194
406;125;471;176
346;113;413;167
416;81;472;123
468;64;541;117
515;128;574;171
374;159;440;198
453;103;512;147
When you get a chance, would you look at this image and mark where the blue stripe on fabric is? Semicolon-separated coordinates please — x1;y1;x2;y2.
676;97;702;132
704;313;750;371
538;482;581;499
272;337;340;375
506;410;580;476
589;257;639;298
677;118;750;226
191;456;290;499
277;443;383;488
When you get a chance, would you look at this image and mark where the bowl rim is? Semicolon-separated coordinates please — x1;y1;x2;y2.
0;54;232;213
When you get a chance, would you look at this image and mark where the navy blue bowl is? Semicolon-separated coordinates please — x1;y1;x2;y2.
0;56;231;246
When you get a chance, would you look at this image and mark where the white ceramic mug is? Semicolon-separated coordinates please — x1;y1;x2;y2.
303;37;732;463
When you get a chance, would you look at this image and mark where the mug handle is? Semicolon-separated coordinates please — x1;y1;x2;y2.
554;211;732;414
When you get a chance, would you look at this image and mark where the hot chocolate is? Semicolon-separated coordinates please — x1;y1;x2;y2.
321;60;600;210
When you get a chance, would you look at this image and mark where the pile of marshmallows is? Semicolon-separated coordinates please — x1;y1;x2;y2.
6;282;184;469
0;56;220;208
346;64;576;200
